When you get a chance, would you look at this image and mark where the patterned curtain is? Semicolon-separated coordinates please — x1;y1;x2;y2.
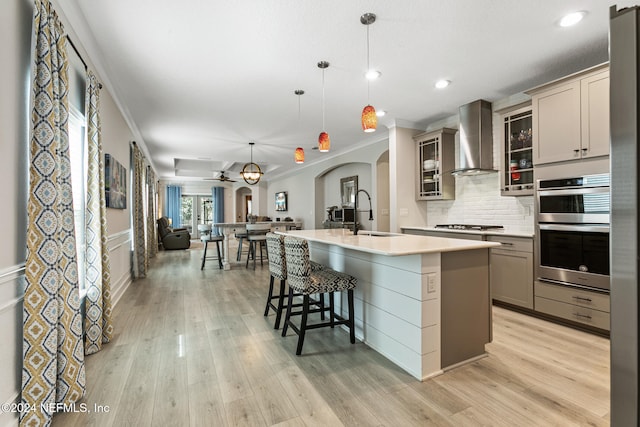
132;143;148;278
212;186;224;235
22;0;85;424
146;166;158;258
166;185;182;228
83;71;113;355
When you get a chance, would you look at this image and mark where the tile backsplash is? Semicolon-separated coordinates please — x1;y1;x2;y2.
425;173;534;229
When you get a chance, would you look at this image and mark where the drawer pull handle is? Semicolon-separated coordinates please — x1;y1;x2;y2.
574;313;592;320
573;149;580;153
582;148;588;152
572;296;592;303
500;242;514;246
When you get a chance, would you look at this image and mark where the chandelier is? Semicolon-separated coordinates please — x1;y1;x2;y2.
240;142;263;185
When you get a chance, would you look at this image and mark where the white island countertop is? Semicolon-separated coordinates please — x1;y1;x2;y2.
278;228;499;256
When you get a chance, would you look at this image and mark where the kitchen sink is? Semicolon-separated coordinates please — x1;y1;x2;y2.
357;231;402;237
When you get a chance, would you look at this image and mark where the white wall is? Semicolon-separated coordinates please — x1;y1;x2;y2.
266;139;388;230
389;126;426;231
99;89;135;304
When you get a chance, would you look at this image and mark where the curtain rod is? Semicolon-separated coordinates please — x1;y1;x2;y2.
66;36;103;89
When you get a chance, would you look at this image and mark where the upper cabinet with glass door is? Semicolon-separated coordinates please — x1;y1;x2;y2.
415;128;456;200
501;105;534;196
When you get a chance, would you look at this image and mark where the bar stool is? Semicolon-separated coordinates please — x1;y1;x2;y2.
245;223;271;269
235;229;248;261
281;236;356;355
198;224;223;270
264;233;325;329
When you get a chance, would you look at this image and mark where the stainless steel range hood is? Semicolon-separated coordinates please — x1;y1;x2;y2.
451;99;497;175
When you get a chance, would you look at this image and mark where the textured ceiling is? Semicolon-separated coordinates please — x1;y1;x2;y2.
56;0;635;182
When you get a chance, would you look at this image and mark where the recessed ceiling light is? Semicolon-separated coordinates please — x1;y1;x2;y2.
376;110;386;117
365;69;381;80
559;11;586;27
435;79;450;89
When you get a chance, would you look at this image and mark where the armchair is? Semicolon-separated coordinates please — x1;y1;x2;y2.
157;217;191;250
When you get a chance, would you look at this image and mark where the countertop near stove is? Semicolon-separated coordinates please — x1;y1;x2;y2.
277;228;499;256
401;226;534;239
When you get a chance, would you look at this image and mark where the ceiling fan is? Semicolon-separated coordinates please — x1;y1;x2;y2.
205;171;237;182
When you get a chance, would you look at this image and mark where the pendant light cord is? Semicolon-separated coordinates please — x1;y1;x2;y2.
322;68;326;130
366;22;371;103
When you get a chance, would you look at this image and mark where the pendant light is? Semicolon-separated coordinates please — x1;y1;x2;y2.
294;89;305;164
240;142;263;185
361;12;378;133
318;61;330;152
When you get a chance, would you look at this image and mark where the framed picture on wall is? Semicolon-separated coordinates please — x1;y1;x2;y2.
275;191;287;212
105;153;127;209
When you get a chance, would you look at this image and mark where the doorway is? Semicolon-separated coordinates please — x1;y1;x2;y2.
245;195;252;221
181;195;213;238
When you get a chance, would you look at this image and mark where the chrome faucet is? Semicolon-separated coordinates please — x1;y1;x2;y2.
353;189;373;235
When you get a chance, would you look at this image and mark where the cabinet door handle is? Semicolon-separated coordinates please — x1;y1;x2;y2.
574;312;592;320
582;148;588;152
573;149;580;153
572;296;592;303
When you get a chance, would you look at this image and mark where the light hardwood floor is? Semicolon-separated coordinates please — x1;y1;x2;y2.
53;245;610;426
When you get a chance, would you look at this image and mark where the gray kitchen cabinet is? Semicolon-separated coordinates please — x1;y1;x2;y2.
487;235;534;309
528;64;609;165
534;281;610;331
414;128;456;200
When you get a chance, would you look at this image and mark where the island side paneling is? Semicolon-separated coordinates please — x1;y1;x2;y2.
309;242;442;380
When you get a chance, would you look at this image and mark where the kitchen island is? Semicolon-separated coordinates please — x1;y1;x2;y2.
276;228;500;380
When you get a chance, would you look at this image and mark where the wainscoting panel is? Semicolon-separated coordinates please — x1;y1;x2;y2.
0;265;25;427
107;229;132;307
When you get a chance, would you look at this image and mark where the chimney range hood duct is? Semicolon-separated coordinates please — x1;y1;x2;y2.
451;99;497;175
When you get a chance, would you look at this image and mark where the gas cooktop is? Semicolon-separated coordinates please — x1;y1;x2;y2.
435;224;504;231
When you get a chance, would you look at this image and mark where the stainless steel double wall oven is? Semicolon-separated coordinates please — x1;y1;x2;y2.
536;174;610;292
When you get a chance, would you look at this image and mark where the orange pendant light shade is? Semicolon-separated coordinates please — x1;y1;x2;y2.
318;132;330;152
361;105;377;132
294;147;305;163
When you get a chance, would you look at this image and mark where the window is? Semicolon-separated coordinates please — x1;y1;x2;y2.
181;195;193;231
68;106;87;295
67;49;87;295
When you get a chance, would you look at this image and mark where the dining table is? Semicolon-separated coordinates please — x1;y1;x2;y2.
213;221;301;270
